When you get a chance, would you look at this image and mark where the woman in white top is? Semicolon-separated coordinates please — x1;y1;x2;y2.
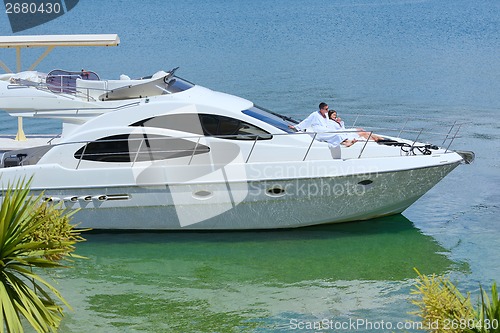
327;110;383;142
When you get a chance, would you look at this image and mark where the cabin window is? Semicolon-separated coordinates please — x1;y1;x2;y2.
131;113;272;140
74;134;210;163
242;106;297;133
132;114;204;135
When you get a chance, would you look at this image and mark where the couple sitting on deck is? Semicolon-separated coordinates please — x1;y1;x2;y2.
291;102;382;147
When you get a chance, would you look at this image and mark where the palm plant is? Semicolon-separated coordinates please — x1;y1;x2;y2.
411;269;476;333
412;269;500;333
475;283;500;333
0;179;85;333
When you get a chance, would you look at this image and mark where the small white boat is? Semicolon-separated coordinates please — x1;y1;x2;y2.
0;34;473;230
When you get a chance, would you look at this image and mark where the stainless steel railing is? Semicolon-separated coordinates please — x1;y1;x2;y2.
1;119;464;170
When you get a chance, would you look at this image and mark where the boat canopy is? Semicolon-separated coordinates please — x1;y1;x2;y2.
0;34;120;73
0;34;120;48
0;34;119;141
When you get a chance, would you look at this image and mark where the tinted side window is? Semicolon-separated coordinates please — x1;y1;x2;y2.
242;106;297;133
74;134;210;162
132;114;204;135
131;114;272;140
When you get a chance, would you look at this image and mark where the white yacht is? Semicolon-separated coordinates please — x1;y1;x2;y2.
0;34;473;230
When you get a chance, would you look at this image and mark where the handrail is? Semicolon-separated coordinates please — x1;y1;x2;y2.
1;118;466;169
357;131;372;159
188;137;201;165
398;118;409;138
75;142;88;170
131;138;145;167
410;129;424;155
442;120;457;147
5;82;142;111
245;135;259;163
6;73;171;101
302;132;317;161
445;123;462;153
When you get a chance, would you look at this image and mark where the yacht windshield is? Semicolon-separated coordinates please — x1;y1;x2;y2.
242;106;298;133
164;76;194;93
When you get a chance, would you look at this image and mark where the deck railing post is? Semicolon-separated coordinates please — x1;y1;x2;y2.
76;142;88;170
132;138;145;167
398;118;409;138
352;114;361;127
245;135;259;163
357;132;372;159
441;120;457;147
409;129;424;155
445;124;462;153
188;137;201;165
303;133;317;161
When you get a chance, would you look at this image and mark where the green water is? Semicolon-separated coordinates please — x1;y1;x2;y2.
53;216;459;332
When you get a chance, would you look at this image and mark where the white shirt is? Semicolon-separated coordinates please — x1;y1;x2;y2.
296;111;345;147
295;111;329;133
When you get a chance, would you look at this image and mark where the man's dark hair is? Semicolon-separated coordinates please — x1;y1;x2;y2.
319;102;328;110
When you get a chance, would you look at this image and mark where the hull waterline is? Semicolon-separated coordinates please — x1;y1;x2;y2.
15;161;461;230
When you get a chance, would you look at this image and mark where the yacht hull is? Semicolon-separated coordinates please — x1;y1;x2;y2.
17;161;459;230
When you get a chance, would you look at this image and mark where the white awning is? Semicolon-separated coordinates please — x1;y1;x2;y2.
0;34;120;141
0;34;120;48
0;34;120;74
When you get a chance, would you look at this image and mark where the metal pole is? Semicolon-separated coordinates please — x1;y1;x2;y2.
188;137;201;165
28;46;55;71
15;117;27;141
357;132;372;159
245;135;259;163
15;46;27;141
441;120;457;146
303;133;317;161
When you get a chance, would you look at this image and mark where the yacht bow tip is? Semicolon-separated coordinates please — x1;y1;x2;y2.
456;150;475;164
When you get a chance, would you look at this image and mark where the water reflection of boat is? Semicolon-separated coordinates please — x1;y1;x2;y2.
53;215;461;332
75;215;456;283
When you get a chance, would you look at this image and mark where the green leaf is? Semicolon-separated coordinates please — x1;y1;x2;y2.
0;178;86;332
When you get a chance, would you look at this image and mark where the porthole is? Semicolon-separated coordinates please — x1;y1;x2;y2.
43;196;61;203
80;195;93;202
266;186;286;197
193;190;213;200
357;179;373;186
64;196;79;202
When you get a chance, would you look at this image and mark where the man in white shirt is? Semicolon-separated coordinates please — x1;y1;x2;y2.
291;102;355;147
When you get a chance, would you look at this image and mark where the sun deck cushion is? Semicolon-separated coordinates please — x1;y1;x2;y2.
76;79;108;100
7;71;46;84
